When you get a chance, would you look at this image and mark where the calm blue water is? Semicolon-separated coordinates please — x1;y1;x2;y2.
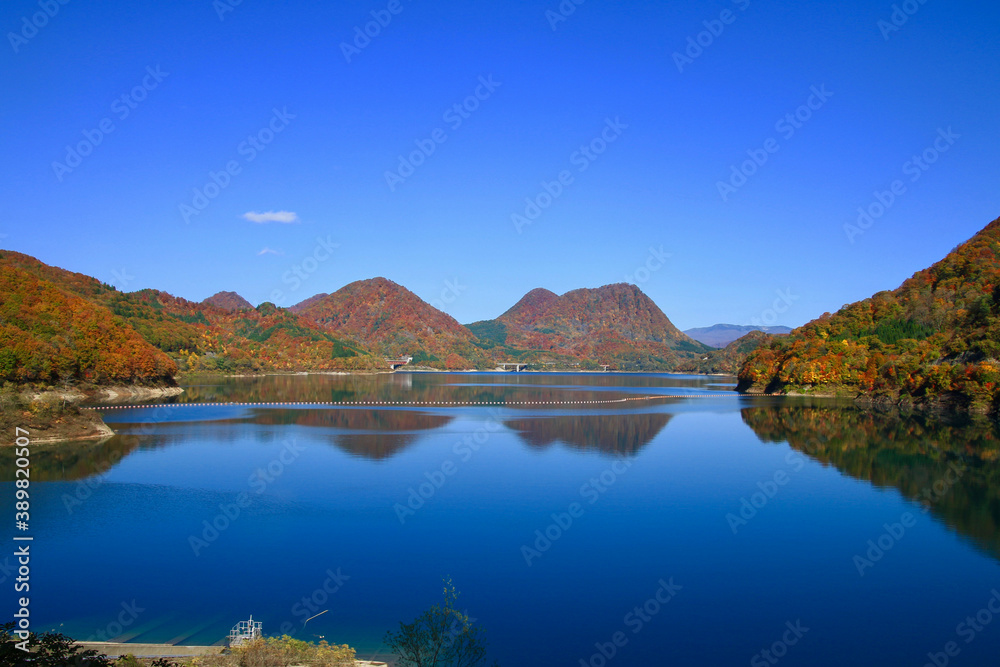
3;372;1000;666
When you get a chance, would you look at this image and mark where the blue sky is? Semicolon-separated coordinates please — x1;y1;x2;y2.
2;0;998;330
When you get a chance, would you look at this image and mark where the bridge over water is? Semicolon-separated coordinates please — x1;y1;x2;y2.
499;363;527;372
386;356;413;370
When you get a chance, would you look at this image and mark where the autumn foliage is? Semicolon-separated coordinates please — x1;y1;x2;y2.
687;330;774;375
738;215;1000;412
291;277;488;368
0;250;384;385
469;284;711;370
0;263;176;384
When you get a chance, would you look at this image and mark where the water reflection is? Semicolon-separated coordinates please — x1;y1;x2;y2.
741;401;1000;559
75;372;713;464
106;372;729;407
255;408;454;459
242;407;452;432
30;403;676;476
504;412;672;455
0;436;134;481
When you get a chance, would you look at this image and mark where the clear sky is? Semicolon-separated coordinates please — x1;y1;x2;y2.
2;0;998;330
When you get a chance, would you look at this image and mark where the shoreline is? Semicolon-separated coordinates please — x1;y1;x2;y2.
12;373;988;443
75;642;387;665
1;384;185;445
2;371;740;443
177;368;739;379
742;385;999;418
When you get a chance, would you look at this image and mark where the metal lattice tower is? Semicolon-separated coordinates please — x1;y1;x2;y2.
228;615;262;647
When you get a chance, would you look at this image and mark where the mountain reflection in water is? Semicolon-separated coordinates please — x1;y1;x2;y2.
132;372;716;407
503;412;672;455
10;403;677;479
741;400;1000;560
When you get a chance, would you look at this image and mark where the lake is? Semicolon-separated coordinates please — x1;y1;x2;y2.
3;372;1000;666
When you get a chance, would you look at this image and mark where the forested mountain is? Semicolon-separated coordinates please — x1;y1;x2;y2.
685;324;792;348
687;330;773;375
291;277;486;369
0;251;380;381
738;216;1000;413
19;243;966;383
202;291;254;311
467;283;711;370
0;255;176;384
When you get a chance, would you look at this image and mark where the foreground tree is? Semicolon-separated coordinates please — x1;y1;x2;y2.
0;622;111;666
384;579;499;667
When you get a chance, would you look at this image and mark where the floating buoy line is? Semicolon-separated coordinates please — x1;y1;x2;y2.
83;393;740;411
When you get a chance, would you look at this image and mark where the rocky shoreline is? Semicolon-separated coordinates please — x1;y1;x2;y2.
0;384;185;445
68;384;185;405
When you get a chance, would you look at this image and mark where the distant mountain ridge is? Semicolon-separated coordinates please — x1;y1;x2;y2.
685;324;792;348
690;330;774;375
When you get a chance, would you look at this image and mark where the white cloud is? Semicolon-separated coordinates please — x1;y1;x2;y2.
257;247;284;256
243;210;299;224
